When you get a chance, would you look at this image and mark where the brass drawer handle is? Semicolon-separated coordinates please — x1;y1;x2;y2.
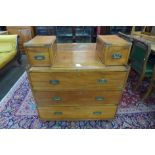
97;79;108;84
112;53;122;59
52;96;61;101
54;111;63;115
34;55;45;60
96;96;104;101
93;111;102;115
49;80;60;85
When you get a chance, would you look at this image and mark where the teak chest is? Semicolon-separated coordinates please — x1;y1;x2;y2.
96;35;132;66
26;42;130;120
24;36;57;67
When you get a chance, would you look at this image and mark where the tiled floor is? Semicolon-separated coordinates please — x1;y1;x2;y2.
0;55;27;100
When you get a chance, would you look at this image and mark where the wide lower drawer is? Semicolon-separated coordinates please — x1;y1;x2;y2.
37;105;117;120
33;90;122;106
29;71;127;91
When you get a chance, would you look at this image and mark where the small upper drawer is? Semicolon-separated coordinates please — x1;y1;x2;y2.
106;46;130;66
26;47;51;66
24;36;57;67
96;35;132;66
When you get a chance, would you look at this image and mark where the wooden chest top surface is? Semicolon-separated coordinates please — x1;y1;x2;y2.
24;35;56;47
29;43;129;72
98;35;131;46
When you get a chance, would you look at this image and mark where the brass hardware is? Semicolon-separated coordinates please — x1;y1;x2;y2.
34;55;45;60
54;111;63;115
52;96;61;101
93;111;102;115
97;79;108;84
96;96;104;101
112;53;122;59
49;80;60;85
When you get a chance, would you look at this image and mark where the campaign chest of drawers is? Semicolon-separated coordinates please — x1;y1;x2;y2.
96;35;132;66
26;42;130;120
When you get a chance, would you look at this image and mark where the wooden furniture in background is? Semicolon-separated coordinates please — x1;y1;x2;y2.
141;26;155;36
24;36;57;67
74;26;93;43
34;26;97;43
138;34;155;42
118;32;155;56
110;26;132;35
34;26;56;35
56;26;94;43
25;40;130;120
131;35;155;54
151;27;155;35
96;35;132;66
7;26;34;53
131;26;155;42
97;27;132;35
131;26;145;35
118;32;133;42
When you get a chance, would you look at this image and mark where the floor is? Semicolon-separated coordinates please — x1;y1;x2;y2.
0;55;27;100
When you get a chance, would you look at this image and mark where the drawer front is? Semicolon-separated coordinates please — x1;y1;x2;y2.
37;105;117;120
105;46;131;66
34;90;122;106
29;71;127;91
26;48;51;66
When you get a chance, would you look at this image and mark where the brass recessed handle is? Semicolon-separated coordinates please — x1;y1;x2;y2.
54;111;63;115
93;111;102;115
97;79;108;84
34;55;45;60
112;53;122;59
49;80;60;85
52;96;61;101
96;96;104;101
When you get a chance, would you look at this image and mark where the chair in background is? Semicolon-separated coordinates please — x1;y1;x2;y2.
142;65;155;100
118;32;134;65
131;26;145;36
118;32;133;42
0;35;21;75
130;39;155;90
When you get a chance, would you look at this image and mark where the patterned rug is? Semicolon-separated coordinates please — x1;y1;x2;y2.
0;71;155;129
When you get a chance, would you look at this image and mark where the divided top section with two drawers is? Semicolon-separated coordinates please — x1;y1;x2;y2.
96;35;132;66
24;35;132;67
24;36;57;66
